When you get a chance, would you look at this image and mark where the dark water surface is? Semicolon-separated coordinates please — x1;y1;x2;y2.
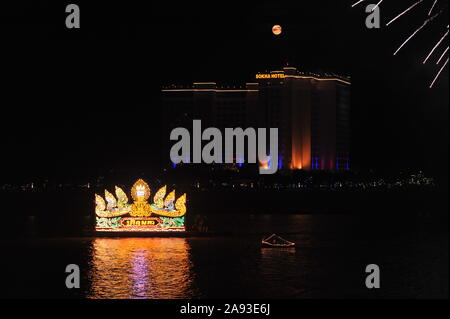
1;213;448;298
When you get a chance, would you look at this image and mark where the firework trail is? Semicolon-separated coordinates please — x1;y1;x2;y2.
393;23;427;56
351;0;367;8
429;57;448;88
423;26;449;63
373;0;384;11
393;11;442;56
386;0;424;27
437;46;449;64
352;0;449;88
428;0;438;15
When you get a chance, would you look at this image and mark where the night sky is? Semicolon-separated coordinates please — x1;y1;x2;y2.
0;0;448;183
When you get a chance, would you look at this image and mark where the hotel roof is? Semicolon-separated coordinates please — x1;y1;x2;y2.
162;67;351;91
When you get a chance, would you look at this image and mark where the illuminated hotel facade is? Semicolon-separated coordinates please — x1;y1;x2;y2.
162;66;350;171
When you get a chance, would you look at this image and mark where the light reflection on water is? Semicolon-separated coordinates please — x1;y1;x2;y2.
1;214;442;298
86;238;195;299
78;214;448;299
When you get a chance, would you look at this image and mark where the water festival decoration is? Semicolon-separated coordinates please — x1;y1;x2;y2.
95;179;187;232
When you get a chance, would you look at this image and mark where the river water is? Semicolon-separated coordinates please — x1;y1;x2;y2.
1;213;448;298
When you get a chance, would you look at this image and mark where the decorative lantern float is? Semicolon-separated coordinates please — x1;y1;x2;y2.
95;179;187;232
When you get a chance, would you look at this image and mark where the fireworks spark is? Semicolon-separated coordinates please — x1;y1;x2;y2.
352;0;449;88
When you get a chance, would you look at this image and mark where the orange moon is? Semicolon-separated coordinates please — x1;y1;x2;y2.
272;25;282;35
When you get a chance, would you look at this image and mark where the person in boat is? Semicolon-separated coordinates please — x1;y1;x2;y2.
193;215;208;233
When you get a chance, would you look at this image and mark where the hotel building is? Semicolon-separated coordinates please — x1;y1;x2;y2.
161;66;350;171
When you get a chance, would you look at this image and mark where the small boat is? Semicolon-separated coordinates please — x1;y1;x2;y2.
261;234;295;248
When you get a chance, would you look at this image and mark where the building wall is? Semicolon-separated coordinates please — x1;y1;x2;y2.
288;77;312;170
161;89;195;164
311;80;336;170
336;83;351;170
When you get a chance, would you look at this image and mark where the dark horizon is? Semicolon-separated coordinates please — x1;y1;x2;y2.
1;0;448;183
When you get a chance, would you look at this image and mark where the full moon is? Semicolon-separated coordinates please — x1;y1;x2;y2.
272;25;282;35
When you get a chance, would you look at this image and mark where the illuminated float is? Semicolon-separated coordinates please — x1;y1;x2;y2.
95;179;187;232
